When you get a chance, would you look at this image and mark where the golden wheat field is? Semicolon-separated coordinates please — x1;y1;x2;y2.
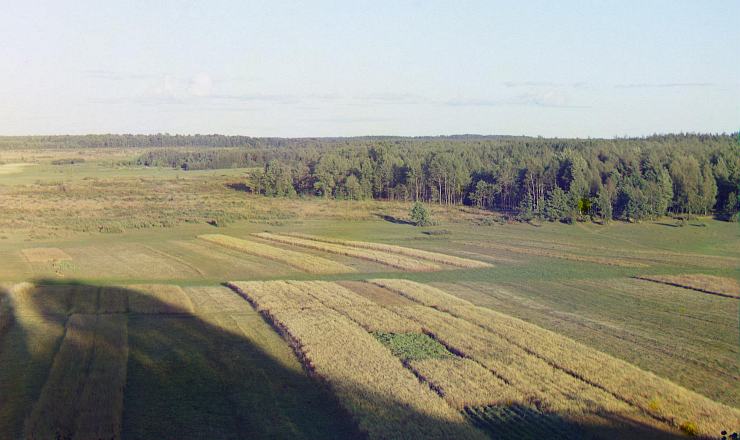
228;279;740;439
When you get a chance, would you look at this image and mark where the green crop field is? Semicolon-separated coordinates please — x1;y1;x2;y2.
0;146;738;440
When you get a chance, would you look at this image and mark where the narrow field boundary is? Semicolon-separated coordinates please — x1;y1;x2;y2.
634;275;740;300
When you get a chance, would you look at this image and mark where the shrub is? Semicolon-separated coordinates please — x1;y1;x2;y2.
410;202;432;226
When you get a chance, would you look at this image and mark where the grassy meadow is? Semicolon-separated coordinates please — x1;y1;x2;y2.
0;149;738;439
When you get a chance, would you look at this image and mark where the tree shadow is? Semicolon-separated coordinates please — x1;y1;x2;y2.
0;281;699;439
655;222;680;228
374;213;414;225
226;182;253;193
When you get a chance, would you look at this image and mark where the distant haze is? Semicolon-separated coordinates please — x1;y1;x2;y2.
1;1;738;137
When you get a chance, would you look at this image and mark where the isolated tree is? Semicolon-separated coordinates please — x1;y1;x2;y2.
410;201;432;226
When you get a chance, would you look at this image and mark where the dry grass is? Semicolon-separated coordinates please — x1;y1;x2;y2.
467;242;648;267
288;281;421;333
229;280;486;439
21;247;72;263
199;234;355;274
287;233;492;268
24;314;128;440
409;357;517;409
381;279;740;437
253;232;441;272
368;278;473;309
635;274;740;299
127;284;195;314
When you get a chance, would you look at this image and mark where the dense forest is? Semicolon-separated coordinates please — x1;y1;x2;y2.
3;133;738;223
131;134;739;223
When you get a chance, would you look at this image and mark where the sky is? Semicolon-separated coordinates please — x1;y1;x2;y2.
0;1;738;138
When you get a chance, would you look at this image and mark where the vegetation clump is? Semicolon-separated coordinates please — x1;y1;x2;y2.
373;332;453;362
410;201;432;226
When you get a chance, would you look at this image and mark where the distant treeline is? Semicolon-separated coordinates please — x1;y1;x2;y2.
243;133;739;223
4;133;739;222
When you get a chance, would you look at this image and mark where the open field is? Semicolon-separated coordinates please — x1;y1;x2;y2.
0;153;738;439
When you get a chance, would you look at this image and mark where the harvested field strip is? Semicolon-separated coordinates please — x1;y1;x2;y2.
0;312;67;438
391;305;634;416
184;286;251;314
635;274;740;299
21;248;72;263
199;234;355;274
287;233;492;268
228;281;486;439
447;304;740;436
368;278;473;308
24;314;129;440
288;281;421;333
253;232;441;272
127;284;195;314
409;358;515;409
465;242;648;267
465;404;578;440
378;279;740;437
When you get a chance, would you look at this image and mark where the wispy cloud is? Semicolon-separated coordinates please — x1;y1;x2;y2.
504;81;587;89
444;90;590;109
83;69;157;81
614;82;714;89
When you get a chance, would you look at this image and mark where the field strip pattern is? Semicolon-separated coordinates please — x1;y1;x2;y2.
253;232;442;271
286;232;492;268
228;280;487;439
461;241;648;267
368;279;740;437
198;234;356;274
635;274;740;299
229;279;740;438
24;314;128;440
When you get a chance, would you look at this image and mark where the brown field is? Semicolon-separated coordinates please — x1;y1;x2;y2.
377;279;740;437
254;232;442;271
228;280;484;439
286;232;492;268
199;234;356;274
409;357;516;409
21;247;72;263
636;274;740;299
227;278;740;438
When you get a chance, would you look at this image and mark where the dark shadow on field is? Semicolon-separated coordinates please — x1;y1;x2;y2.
375;213;414;225
226;182;252;193
0;282;695;440
655;222;680;228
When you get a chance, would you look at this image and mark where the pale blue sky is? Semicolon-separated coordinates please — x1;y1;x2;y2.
1;1;738;137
